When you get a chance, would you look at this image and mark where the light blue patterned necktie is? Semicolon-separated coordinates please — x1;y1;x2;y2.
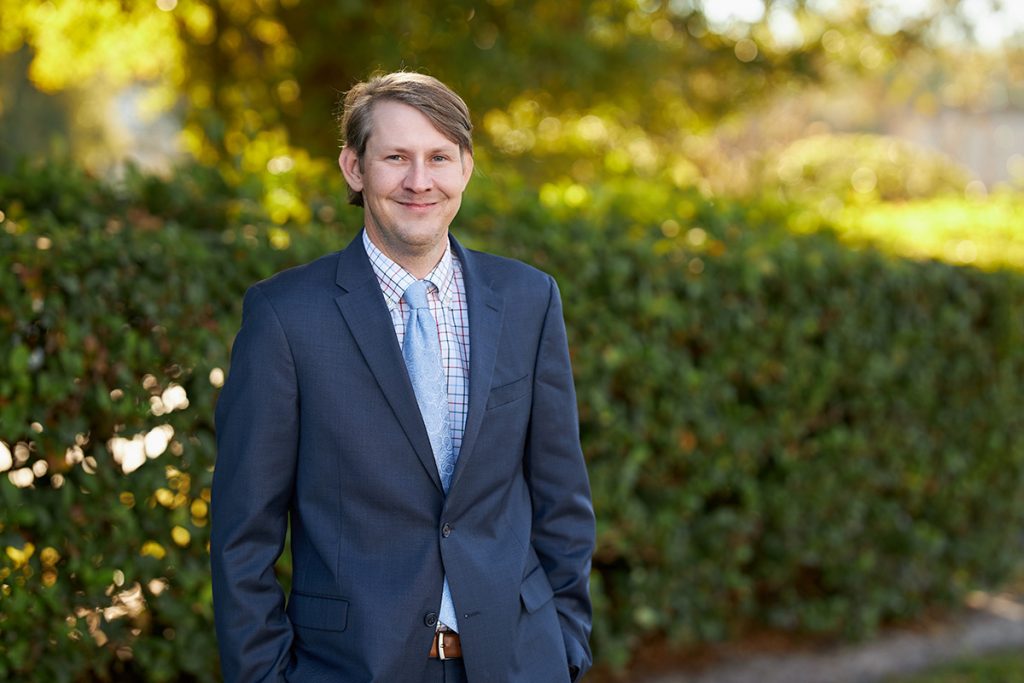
402;279;459;631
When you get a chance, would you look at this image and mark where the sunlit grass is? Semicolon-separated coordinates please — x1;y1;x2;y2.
832;193;1024;272
886;650;1024;682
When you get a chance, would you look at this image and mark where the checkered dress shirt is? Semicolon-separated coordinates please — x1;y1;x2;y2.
363;231;470;459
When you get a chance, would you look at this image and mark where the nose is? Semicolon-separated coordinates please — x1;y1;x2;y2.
404;160;433;193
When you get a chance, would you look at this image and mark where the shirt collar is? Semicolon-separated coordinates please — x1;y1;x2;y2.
362;230;455;311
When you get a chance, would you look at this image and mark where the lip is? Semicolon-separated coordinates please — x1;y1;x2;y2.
396;200;438;211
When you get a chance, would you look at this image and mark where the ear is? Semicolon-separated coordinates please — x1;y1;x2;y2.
460;150;474;186
339;147;364;192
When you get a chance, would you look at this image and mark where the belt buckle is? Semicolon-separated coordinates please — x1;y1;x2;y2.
437;631;449;661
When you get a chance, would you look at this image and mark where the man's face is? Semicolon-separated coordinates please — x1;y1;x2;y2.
340;100;473;269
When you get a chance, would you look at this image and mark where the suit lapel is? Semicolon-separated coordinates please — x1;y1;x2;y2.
450;237;504;493
333;235;443;493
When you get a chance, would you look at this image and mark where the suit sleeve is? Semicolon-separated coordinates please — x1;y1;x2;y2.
211;285;298;683
526;275;596;680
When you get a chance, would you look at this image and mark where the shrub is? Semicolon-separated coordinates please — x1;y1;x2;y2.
0;161;345;681
1;162;1023;679
462;175;1024;666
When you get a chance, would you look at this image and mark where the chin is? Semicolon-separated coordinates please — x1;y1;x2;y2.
394;226;446;246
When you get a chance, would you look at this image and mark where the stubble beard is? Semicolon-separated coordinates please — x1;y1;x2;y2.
364;200;455;273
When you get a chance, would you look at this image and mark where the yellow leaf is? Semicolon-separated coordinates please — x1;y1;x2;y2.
154;488;174;507
40;547;60;566
140;541;167;560
190;499;208;518
171;526;191;547
5;542;35;568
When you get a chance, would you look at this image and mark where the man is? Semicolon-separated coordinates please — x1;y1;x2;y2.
211;71;595;683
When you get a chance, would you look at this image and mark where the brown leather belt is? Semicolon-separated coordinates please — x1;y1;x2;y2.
428;631;462;659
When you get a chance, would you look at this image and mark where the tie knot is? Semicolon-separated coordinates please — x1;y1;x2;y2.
403;280;431;310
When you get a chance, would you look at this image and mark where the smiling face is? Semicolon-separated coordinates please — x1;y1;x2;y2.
340;100;474;277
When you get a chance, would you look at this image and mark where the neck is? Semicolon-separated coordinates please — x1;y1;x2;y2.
365;230;448;280
402;254;442;280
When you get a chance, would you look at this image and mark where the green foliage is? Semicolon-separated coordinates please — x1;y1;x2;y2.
0;161;347;682
769;133;972;204
465;173;1024;667
2;162;1024;680
829;192;1024;271
0;0;964;186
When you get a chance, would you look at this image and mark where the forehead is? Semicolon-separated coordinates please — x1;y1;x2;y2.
365;100;460;151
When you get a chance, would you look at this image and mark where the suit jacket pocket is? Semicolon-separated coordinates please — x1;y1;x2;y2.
287;591;349;632
486;374;531;410
520;562;555;614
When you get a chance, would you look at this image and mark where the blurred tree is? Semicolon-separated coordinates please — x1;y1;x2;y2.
3;1;1010;196
770;133;973;204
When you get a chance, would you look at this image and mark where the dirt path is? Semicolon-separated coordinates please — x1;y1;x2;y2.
637;592;1024;683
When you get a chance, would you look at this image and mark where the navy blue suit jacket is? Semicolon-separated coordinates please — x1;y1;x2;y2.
211;233;595;682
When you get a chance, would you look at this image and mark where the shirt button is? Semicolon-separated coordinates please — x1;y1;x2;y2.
424;612;438;627
441;523;452;538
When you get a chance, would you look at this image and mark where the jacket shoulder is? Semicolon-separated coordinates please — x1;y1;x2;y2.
463;248;554;291
248;250;341;302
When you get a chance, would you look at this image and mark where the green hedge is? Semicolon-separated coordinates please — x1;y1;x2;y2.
0;161;342;682
466;177;1024;662
1;162;1023;680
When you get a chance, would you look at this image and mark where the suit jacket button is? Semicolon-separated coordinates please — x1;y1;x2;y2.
424;612;438;627
441;523;452;538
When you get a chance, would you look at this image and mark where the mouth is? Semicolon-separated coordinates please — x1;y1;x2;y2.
396;199;439;211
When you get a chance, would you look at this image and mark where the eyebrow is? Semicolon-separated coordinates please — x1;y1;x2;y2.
378;144;461;156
